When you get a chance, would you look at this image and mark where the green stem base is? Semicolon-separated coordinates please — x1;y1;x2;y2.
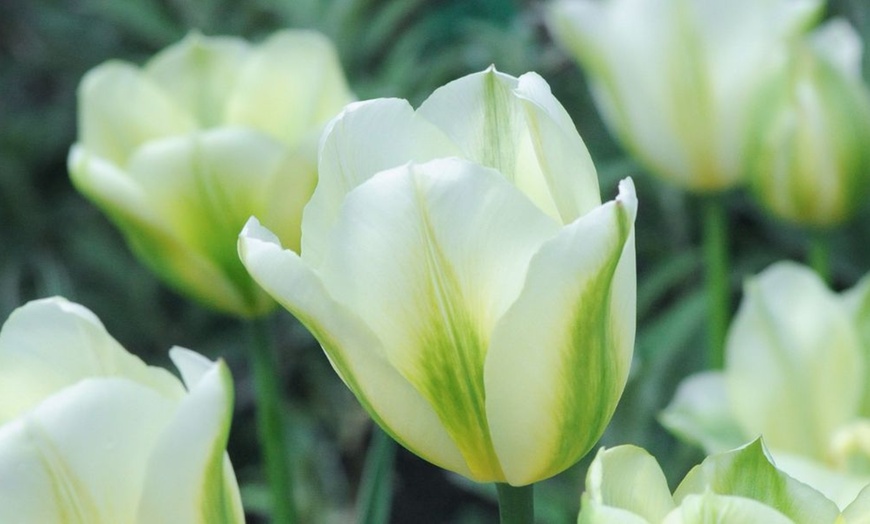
703;196;730;370
249;317;296;524
496;483;534;524
357;426;397;524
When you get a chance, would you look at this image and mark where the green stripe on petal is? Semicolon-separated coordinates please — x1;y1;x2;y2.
316;159;561;481
485;178;637;485
136;354;242;524
674;439;841;523
239;219;473;478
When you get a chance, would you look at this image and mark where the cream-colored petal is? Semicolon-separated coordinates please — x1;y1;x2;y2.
844;483;870;523
768;450;870;510
144;32;249;127
725;262;863;458
514;71;601;222
416;68;576;221
659;371;747;454
485;178;637;485
0;378;175;523
0;297;183;425
238;218;472;478
126;128;291;315
663;492;794;524
583;445;675;522
303;98;460;266
674;439;841;523
314;159;560;481
225;30;354;147
137;356;243;524
77;61;196;166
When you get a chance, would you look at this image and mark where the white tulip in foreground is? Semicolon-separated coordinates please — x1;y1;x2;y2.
0;297;244;523
239;68;637;486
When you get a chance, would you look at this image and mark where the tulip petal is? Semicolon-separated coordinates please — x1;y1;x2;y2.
238;218;473;478
725;262;863;457
674;439;841;523
304;98;460;266
77;61;196;166
841;261;870;417
663;492;794;524
578;501;650;524
417;68;595;223
514;72;602;221
844;483;870;523
126;128;293;315
0;297;183;425
582;446;675;522
226;30;353;147
659;371;747;454
315;159;561;480
768;450;870;510
136;352;243;524
0;378;175;522
485;178;636;485
144;32;248;127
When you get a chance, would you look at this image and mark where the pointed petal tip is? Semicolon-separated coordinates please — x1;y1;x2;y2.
616;177;638;218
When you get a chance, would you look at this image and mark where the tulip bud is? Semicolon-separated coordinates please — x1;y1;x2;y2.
0;297;243;522
746;20;870;226
579;440;841;523
662;262;870;508
68;30;354;317
239;68;637;485
548;0;822;191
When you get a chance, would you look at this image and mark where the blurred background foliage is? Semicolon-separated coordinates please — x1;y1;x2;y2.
3;0;870;522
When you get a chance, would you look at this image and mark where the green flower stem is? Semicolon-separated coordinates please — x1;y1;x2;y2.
496;483;534;524
249;317;296;524
703;195;730;370
808;231;831;284
356;425;397;524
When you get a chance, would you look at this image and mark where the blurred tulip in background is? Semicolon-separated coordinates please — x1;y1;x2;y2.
68;30;354;317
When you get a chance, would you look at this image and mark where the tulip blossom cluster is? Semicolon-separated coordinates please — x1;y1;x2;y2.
240;67;638;485
662;262;870;509
0;298;244;523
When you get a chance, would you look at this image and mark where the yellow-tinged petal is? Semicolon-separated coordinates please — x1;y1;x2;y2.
77;61;196;167
136;351;243;524
0;379;175;523
225;30;354;147
144;32;248;128
315;158;561;480
125;128;295;315
238;218;472;478
304;98;460;266
485;178;636;485
0;297;183;425
844;483;870;523
725;262;863;458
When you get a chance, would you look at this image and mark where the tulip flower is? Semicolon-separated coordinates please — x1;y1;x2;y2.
239;67;637;486
0;297;243;522
746;19;870;226
579;439;842;523
548;0;822;191
661;262;870;508
68;30;354;317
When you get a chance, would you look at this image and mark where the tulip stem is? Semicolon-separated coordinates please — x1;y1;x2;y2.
356;425;397;524
249;317;296;524
496;483;534;524
703;195;730;369
808;232;831;284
